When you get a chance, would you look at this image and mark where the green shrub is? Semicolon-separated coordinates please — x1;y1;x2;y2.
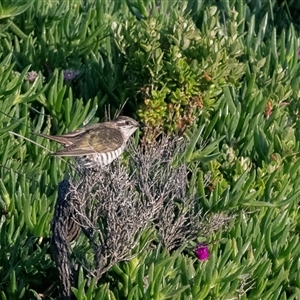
1;0;300;299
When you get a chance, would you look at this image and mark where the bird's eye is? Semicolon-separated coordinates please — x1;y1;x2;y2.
125;121;130;125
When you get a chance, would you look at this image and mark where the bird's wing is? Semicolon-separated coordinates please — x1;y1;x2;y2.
55;123;101;138
54;147;100;156
33;123;103;146
53;127;124;156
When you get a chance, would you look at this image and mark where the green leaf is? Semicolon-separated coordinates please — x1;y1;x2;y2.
222;85;236;114
184;124;205;162
0;2;32;19
189;136;225;162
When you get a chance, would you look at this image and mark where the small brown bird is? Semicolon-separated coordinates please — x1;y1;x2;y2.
36;116;140;168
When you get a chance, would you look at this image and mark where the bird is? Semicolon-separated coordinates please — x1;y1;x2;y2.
35;116;140;168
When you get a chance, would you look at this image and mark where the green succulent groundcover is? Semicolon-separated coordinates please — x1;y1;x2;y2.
1;0;300;299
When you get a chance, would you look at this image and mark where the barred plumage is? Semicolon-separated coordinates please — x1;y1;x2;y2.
77;147;123;168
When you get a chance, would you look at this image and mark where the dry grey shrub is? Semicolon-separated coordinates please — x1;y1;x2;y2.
67;136;231;280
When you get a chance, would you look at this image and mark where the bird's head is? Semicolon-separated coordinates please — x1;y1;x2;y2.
113;116;140;139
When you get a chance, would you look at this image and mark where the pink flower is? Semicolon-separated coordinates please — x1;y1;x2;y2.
298;47;300;59
63;69;79;81
195;243;209;261
26;71;38;83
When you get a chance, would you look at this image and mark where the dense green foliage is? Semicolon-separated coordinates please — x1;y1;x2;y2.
1;0;300;299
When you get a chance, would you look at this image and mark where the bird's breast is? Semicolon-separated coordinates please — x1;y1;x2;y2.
76;147;124;168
